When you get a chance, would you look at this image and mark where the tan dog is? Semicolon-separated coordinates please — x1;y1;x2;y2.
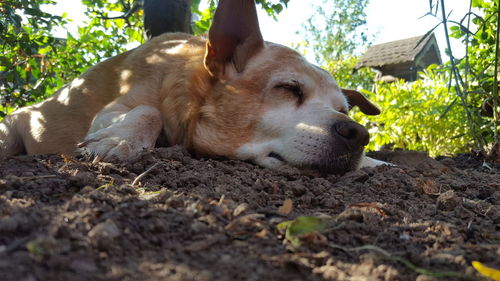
0;0;387;174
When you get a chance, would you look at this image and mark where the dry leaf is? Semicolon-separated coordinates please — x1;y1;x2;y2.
422;179;440;194
278;199;293;215
347;202;389;217
472;261;500;280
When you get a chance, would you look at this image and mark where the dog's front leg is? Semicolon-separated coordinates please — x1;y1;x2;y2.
358;156;393;168
79;104;162;162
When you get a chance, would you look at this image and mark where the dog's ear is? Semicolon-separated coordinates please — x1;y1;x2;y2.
342;89;381;115
204;0;264;77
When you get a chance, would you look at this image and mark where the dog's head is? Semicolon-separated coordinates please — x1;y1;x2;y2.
190;0;380;174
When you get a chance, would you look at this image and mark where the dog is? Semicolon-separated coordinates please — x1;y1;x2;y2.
0;0;387;174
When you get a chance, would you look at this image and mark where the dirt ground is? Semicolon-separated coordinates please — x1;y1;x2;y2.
0;147;498;281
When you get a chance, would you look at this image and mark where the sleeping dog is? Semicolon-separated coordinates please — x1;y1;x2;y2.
0;0;387;174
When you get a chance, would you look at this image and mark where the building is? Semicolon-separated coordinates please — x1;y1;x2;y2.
355;33;442;82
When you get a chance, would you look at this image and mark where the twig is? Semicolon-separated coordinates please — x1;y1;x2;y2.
439;0;483;148
94;2;141;21
131;162;160;186
328;243;477;280
6;175;57;181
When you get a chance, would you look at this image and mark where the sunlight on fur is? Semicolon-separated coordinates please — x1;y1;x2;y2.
296;123;328;136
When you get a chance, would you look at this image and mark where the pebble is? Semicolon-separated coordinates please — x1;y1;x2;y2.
415;275;440;281
88;219;120;239
233;203;249;217
70;171;96;188
436;190;461;211
70;258;98;273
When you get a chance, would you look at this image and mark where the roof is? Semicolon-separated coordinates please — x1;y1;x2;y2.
354;34;437;69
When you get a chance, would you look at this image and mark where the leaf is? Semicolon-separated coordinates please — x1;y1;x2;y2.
472;261;500;280
278;199;293;215
272;4;283;14
26;239;44;256
191;0;201;13
288;216;326;236
278;216;326;246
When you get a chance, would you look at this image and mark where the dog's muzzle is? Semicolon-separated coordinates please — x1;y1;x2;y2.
332;121;370;150
311;121;370;174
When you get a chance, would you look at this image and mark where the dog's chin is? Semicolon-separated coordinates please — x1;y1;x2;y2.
266;149;364;175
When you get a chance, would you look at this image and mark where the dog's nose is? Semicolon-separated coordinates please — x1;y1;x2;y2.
332;121;370;148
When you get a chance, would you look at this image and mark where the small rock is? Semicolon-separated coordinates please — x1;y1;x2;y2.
166;197;184;209
233;203;249;217
288;181;307;197
0;217;18;233
4;190;13;199
415;275;440;281
118;184;136;195
88;219;120;239
439;157;455;167
190;221;209;233
437;190;461;211
70;171;96;188
79;186;95;194
70;258;98;273
20;171;35;178
154;189;172;202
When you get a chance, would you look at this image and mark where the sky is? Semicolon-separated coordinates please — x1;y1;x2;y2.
254;0;471;61
49;0;473;63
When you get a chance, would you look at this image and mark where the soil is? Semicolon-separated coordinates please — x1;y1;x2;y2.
0;147;498;281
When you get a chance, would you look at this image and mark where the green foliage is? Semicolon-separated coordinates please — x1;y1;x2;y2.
441;0;499;151
299;0;498;156
297;0;374;91
353;67;473;156
299;0;371;65
358;0;500;155
192;0;290;35
0;0;65;116
256;0;290;19
0;0;145;117
323;56;375;92
277;216;326;247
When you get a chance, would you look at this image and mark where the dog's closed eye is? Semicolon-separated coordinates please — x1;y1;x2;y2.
274;80;304;105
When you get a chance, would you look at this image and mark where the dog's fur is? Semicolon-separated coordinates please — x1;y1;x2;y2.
0;0;387;174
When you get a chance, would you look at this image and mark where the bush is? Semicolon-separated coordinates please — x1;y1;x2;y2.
353;67;473;156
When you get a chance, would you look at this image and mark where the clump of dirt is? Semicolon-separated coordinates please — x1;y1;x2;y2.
0;147;498;281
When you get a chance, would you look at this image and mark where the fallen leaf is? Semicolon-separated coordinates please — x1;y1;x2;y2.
347;202;389;217
301;232;328;245
254;228;268;239
278;216;326;246
472;261;500;280
421;179;440;195
278;199;293;215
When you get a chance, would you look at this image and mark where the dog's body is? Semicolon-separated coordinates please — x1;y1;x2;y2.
0;0;387;174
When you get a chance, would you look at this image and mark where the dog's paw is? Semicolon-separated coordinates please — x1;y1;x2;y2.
79;134;139;163
78;127;154;163
358;156;394;168
78;105;162;163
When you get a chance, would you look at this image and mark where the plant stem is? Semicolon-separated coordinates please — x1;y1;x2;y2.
440;0;482;148
493;1;500;146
